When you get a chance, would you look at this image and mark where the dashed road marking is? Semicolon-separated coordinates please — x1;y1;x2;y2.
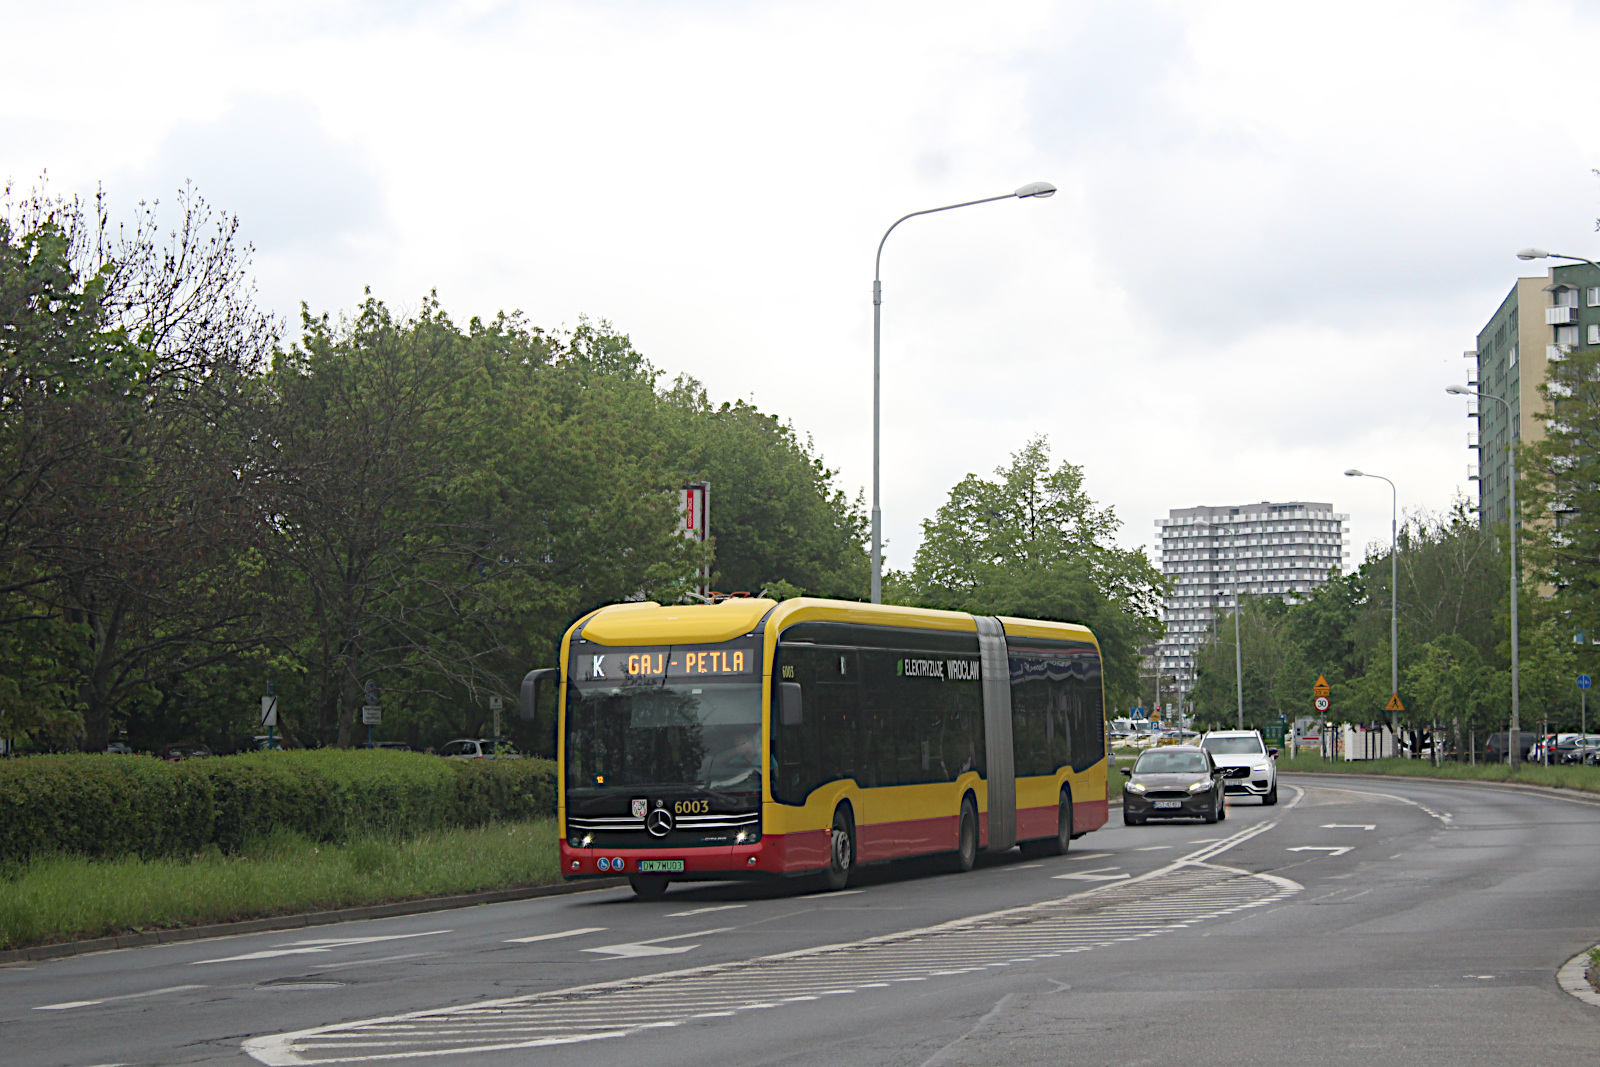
192;931;450;966
667;904;747;918
35;984;205;1011
1287;846;1352;856
505;927;607;944
1321;824;1375;830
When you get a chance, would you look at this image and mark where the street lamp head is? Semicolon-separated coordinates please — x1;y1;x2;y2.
1344;469;1363;478
1014;181;1057;199
1516;247;1550;261
1445;384;1473;396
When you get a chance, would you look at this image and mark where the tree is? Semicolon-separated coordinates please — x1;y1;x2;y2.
1;184;275;749
896;437;1165;709
662;374;867;599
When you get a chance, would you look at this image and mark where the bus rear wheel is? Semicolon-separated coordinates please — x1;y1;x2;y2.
952;795;978;872
628;875;669;901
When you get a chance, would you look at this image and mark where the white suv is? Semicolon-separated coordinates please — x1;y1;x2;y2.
1199;730;1278;805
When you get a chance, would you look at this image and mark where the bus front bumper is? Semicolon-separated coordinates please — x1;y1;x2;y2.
561;832;829;880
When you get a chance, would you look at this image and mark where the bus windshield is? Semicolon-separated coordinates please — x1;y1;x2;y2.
564;678;763;794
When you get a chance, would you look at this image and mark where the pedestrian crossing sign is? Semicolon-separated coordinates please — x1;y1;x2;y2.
1385;693;1405;712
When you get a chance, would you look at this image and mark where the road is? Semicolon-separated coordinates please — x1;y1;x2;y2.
5;774;1600;1066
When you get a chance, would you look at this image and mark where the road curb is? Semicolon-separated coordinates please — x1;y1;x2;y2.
1558;949;1600;1008
0;877;628;967
1279;770;1600;806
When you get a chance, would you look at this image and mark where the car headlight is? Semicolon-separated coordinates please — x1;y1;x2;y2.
1253;764;1270;774
1188;779;1212;793
1125;781;1146;794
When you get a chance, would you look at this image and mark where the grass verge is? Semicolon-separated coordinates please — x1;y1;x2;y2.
0;819;559;951
1276;753;1600;794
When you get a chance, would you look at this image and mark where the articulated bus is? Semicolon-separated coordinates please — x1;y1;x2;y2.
521;597;1108;899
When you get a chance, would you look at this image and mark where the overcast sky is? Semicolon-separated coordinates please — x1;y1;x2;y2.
6;0;1600;575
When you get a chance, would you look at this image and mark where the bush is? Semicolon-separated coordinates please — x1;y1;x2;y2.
0;750;556;865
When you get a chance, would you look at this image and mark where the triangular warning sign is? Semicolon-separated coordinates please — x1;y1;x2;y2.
1384;693;1405;712
1312;675;1330;697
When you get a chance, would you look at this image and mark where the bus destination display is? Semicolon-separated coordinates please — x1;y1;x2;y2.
573;644;754;683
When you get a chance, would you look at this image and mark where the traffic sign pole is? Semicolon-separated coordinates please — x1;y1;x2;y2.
1580;675;1591;737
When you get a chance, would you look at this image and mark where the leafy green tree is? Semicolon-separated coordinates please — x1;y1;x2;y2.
896;437;1165;709
662;375;866;599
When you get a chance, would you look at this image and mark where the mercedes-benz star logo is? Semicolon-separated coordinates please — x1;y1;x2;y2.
646;809;674;837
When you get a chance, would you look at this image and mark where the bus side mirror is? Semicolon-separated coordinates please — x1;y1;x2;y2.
779;682;803;726
520;668;558;721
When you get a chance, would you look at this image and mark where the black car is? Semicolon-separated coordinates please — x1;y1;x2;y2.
1483;731;1539;763
1121;745;1226;825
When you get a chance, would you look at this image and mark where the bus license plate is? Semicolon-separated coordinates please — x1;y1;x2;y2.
639;859;684;873
1153;801;1181;809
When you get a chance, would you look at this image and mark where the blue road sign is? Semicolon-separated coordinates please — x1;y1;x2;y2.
1579;675;1592;691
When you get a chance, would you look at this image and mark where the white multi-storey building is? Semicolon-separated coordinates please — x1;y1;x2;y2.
1151;501;1350;695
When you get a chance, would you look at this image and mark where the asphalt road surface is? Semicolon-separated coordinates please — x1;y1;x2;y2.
6;774;1600;1066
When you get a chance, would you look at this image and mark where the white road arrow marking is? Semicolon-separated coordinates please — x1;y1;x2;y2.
192;930;448;965
35;984;205;1011
1321;824;1375;830
584;927;735;959
1053;867;1131;881
505;927;606;944
1287;846;1352;856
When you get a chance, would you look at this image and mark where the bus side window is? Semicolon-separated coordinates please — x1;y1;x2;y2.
780;682;803;725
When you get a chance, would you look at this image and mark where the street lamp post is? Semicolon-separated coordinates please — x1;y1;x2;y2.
1231;571;1244;730
1447;384;1520;768
1346;469;1399;754
870;181;1056;603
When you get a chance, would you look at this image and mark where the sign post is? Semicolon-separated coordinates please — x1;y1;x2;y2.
362;680;380;749
489;695;503;755
1313;675;1331;762
260;683;278;751
1580;675;1592;737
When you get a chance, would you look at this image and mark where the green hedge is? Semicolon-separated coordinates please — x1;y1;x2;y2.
0;750;556;866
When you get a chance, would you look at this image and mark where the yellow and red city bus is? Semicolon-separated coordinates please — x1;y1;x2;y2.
523;597;1108;898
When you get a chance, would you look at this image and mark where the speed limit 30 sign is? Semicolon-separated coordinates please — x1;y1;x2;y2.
1314;695;1330;712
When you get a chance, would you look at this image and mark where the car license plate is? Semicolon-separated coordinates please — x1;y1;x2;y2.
638;859;684;873
1153;801;1181;809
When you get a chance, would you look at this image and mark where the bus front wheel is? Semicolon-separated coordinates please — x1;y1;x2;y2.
629;875;669;901
822;807;855;891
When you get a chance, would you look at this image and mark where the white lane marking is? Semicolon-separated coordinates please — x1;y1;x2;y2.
1052;866;1130;882
192;931;448;965
667;904;747;917
1188;838;1222;843
505;927;607;944
822;890;865;897
1134;845;1172;851
583;928;735;959
35;984;205;1011
314;953;439;970
1066;852;1111;860
1287;846;1352;856
1322;824;1375;830
1012;863;1043;870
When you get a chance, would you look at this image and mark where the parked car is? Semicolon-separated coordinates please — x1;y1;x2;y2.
105;741;135;755
371;741;411;751
1483;731;1538;763
439;738;519;759
159;743;212;761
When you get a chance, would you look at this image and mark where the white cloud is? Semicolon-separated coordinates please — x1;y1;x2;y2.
3;0;1597;578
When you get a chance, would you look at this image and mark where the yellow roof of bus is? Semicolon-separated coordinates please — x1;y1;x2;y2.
573;598;1097;649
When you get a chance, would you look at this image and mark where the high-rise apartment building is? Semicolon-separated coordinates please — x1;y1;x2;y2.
1151;501;1350;694
1469;262;1600;529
